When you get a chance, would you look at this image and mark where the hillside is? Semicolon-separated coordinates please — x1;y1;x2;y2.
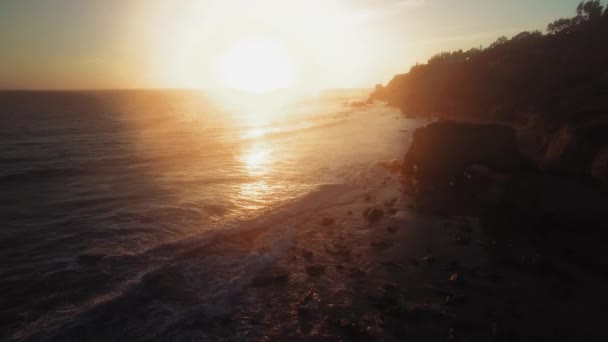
371;1;608;127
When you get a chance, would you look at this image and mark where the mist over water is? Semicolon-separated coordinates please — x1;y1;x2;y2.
0;89;419;339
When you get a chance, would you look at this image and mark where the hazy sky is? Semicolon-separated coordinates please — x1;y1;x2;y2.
0;0;582;90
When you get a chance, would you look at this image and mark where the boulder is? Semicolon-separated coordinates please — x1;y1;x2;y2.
362;208;384;222
591;145;608;185
541;123;608;183
403;121;525;186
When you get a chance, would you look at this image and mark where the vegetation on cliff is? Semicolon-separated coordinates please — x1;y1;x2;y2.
371;1;608;126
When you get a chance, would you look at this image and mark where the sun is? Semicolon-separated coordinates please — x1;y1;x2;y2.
219;36;293;94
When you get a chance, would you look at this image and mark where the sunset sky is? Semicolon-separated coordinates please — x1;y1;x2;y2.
0;0;580;90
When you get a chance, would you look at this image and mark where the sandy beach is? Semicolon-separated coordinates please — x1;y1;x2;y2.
147;166;605;341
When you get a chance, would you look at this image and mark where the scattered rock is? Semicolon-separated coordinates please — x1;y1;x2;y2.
405;303;451;320
327;243;352;257
321;218;335;226
449;273;460;283
446;328;457;342
302;249;313;260
445;293;467;305
454;233;471;245
298;289;321;315
382;283;399;293
348;267;366;278
362;207;384;223
306;265;326;276
423;254;435;264
335;319;373;340
381;260;400;269
251;270;289;287
384;197;398;207
370;241;393;250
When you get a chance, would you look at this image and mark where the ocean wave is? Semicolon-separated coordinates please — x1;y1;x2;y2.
0;166;85;184
10;181;365;341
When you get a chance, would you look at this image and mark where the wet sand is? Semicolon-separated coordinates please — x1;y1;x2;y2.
25;166;601;342
154;171;607;341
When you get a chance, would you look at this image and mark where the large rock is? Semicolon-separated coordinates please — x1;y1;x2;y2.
542;123;608;184
403;121;526;185
591;146;608;185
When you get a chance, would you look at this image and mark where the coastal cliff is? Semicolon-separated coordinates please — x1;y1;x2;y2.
372;2;608;187
371;2;608;125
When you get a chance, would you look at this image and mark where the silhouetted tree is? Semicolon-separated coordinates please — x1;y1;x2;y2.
548;18;574;34
370;1;608;125
577;0;604;21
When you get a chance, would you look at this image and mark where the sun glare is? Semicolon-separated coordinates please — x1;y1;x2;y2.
220;36;293;94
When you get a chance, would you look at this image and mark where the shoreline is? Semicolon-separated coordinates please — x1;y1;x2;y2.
26;165;605;341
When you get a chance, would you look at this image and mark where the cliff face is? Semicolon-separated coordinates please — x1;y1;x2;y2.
371;3;608;125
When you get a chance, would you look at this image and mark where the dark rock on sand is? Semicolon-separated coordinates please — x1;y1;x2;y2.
591;145;608;186
320;217;335;226
453;232;471;245
405;303;451;320
298;289;321;315
306;265;326;276
326;243;352;257
251;270;289;287
362;207;384;222
348;267;366;278
423;254;435;264
333;318;373;340
302;249;314;260
381;260;400;269
370;241;393;250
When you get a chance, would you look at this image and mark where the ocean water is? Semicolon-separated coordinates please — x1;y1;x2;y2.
0;89;420;340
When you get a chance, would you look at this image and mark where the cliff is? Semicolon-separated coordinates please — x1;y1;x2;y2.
371;1;608;126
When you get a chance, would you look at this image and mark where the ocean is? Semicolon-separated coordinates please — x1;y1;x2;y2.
0;89;420;340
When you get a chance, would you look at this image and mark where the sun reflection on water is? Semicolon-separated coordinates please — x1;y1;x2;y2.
239;143;272;176
237;141;275;209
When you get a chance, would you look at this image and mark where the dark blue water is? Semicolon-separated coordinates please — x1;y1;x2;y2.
0;90;415;340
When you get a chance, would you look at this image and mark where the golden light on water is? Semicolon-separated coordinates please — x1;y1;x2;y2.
237;142;275;209
237;180;272;210
239;143;272;176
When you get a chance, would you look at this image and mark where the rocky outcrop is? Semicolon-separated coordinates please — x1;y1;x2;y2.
403;121;526;186
541;123;608;184
403;120;608;233
591;146;608;185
